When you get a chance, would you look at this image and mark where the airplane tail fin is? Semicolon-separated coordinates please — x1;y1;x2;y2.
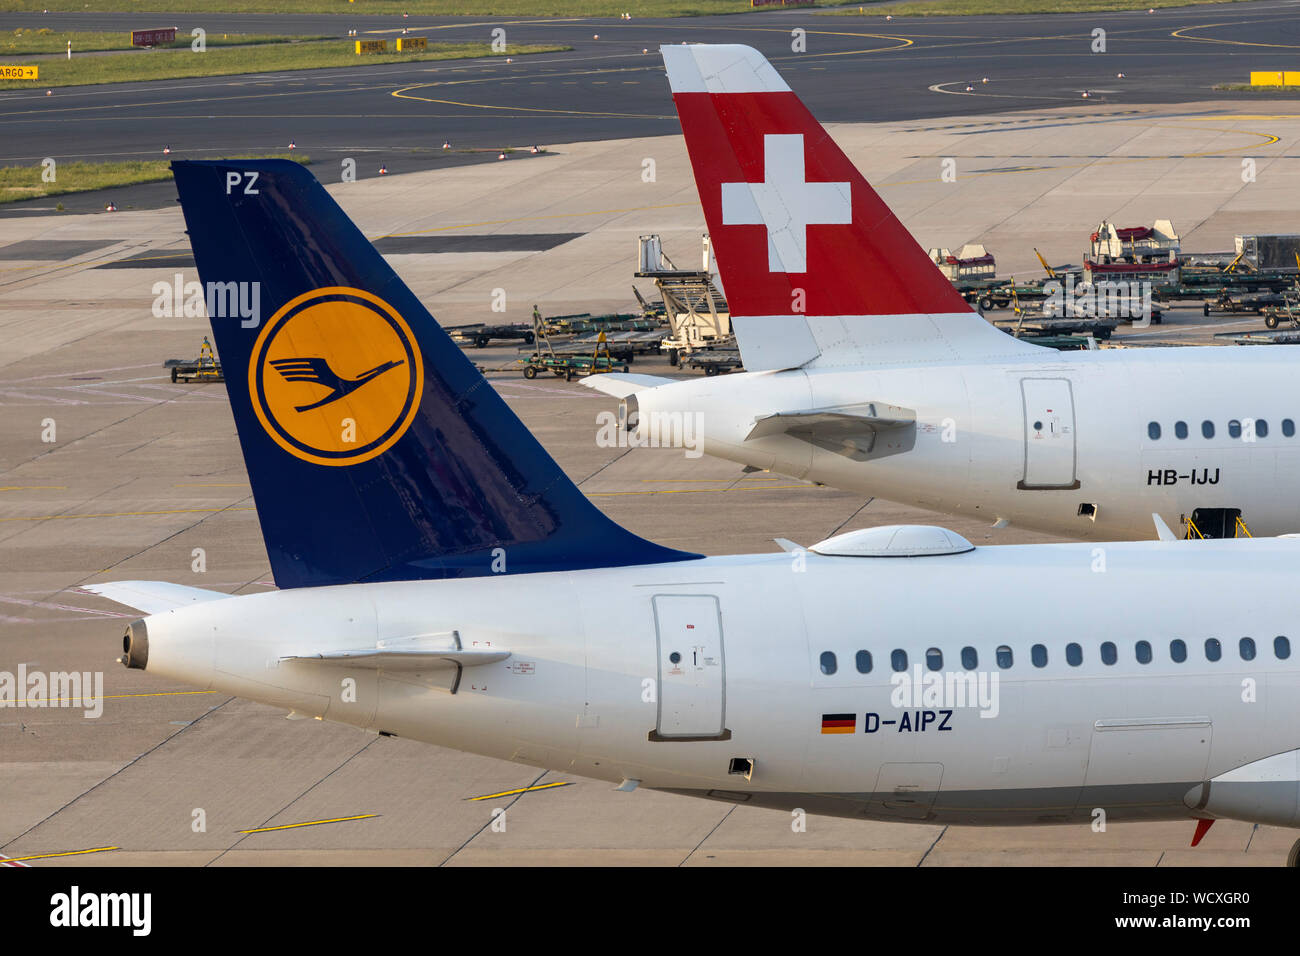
171;159;697;588
661;44;1036;369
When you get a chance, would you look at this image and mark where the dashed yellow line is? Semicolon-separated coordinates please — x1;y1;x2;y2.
238;813;377;834
468;781;572;801
0;846;118;862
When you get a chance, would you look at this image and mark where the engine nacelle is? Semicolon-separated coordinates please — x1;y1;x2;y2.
1186;749;1300;827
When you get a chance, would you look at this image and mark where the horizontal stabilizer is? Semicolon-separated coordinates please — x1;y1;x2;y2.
580;373;675;398
280;631;509;671
78;581;233;615
747;403;915;461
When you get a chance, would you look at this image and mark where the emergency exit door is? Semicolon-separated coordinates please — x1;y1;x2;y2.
651;595;728;740
1018;378;1079;490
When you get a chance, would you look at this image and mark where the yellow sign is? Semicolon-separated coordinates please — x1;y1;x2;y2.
355;39;387;54
0;65;38;80
249;287;424;467
396;36;427;52
1250;71;1300;87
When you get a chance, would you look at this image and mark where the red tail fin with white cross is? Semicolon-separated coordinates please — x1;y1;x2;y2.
662;44;1036;369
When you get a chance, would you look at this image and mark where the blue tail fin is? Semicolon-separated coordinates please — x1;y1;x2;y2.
171;159;698;588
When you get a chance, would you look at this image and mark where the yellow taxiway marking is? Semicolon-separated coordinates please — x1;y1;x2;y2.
1172;21;1300;50
638;477;780;483
619;22;914;57
588;484;812;497
238;813;378;834
363;18;585;35
392;87;669;118
0;486;66;491
468;781;572;801
0;507;256;522
1;846;118;862
390;32;911;115
1;485;813;519
373;201;695;239
7;690;215;706
173;482;250;487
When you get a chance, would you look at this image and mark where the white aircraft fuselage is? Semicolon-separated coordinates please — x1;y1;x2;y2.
126;536;1300;828
632;342;1300;540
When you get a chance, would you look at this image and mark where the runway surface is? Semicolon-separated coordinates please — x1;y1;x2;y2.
2;1;1300;179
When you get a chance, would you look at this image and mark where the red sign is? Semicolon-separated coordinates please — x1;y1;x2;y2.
130;27;178;48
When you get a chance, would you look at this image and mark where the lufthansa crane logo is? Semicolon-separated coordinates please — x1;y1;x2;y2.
249;287;424;467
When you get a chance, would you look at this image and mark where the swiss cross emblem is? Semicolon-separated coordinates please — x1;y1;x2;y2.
721;133;851;274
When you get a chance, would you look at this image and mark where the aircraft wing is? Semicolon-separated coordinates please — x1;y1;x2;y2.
580;373;675;398
78;581;234;615
747;402;916;461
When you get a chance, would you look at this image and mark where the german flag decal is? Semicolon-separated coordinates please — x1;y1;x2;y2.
821;713;856;734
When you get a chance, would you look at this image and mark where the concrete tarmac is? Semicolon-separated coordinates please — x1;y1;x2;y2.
2;97;1299;865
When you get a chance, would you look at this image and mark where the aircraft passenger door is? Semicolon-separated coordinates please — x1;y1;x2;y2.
1018;378;1079;490
651;595;728;741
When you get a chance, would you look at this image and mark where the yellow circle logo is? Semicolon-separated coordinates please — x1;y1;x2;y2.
249;287;424;467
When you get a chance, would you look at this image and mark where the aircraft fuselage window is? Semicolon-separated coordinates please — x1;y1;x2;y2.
1255;419;1269;438
1174;421;1188;439
1202;420;1215;439
1147;421;1161;440
1228;419;1242;439
1284;419;1296;438
817;634;1290;682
